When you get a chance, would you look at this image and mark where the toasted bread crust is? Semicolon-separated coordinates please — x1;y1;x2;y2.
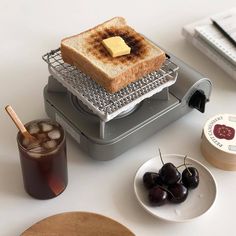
61;17;126;43
61;17;166;93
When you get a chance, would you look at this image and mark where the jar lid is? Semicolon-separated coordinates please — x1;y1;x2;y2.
201;114;236;171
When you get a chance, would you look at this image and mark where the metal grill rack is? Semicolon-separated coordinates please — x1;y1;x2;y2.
43;48;179;126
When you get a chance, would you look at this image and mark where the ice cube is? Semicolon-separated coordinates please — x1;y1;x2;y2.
28;124;40;134
28;146;46;158
43;140;57;149
41;122;53;132
30;146;44;153
48;129;61;140
27;140;41;150
36;133;48;141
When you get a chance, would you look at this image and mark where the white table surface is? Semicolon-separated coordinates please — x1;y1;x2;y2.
1;0;236;235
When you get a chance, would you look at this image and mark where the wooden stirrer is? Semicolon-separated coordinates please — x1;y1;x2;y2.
5;105;37;142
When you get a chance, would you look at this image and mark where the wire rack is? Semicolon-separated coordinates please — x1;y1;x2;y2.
42;48;179;122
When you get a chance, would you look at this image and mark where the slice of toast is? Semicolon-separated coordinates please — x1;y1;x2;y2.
61;17;166;93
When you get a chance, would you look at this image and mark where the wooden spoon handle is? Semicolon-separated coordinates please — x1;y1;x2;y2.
5;105;28;134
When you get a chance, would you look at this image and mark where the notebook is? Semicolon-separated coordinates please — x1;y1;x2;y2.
195;24;236;66
211;10;236;46
182;8;236;80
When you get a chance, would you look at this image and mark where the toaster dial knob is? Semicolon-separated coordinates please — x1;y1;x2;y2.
189;90;207;113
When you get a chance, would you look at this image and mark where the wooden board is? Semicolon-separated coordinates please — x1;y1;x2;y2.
21;212;135;236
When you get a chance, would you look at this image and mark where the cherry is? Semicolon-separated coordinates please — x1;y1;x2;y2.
182;167;199;189
168;183;188;203
143;172;163;189
157;149;181;185
159;163;181;185
148;186;168;206
142;151;199;207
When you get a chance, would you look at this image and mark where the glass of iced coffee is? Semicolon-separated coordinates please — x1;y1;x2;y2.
17;119;68;199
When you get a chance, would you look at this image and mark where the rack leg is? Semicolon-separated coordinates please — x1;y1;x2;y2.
152;87;169;100
99;120;105;139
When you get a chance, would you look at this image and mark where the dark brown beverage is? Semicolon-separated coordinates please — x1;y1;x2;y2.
17;119;68;199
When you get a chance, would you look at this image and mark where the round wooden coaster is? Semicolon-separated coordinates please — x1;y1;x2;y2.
21;212;135;236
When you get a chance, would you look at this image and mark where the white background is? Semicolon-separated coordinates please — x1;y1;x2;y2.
1;0;236;235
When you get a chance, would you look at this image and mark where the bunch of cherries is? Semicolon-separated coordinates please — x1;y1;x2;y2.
143;150;199;206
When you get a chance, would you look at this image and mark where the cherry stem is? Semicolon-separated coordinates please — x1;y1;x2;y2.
159;185;175;199
158;148;164;165
176;163;192;169
184;155;192;176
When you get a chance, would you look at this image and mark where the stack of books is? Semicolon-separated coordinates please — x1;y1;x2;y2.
182;8;236;80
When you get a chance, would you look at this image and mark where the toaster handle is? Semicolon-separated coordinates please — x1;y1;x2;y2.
188;90;207;113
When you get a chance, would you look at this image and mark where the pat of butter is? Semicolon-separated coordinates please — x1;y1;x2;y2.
102;36;131;57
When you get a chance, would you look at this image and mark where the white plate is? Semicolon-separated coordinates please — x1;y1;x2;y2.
134;154;217;222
